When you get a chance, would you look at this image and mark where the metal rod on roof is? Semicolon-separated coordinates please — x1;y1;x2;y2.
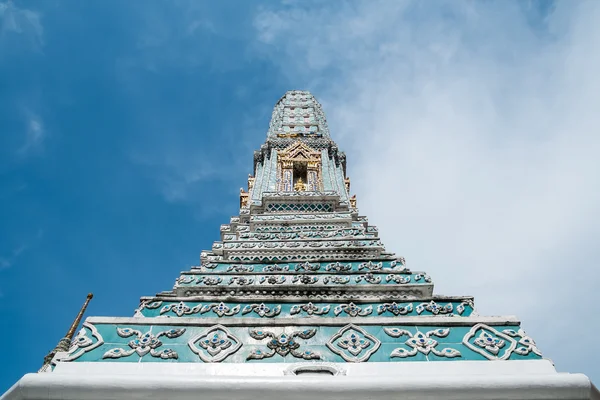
39;293;94;372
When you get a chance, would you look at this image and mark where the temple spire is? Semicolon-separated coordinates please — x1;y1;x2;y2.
39;293;93;372
267;90;330;138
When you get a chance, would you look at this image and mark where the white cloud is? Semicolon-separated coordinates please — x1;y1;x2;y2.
18;113;45;154
254;0;600;382
0;243;27;270
0;0;43;48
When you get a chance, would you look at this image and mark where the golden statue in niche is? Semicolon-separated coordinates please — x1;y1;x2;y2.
294;177;307;192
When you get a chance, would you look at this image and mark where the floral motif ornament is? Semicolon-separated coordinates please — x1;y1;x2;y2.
134;300;163;317
327;324;381;362
292;275;319;284
228;276;254;286
334;302;373;317
59;322;105;361
188;325;242;362
247;329;320;360
177;276;195;285
384;328;461;358
242;303;281;317
290;302;330;316
358;261;383;271
201;302;241;317
295;261;320;271
462;323;518;360
322;276;350;284
325;262;352;272
196;276;223;285
502;329;542;356
456;300;473;315
377;302;413;315
259;275;286;285
355;273;382;284
103;327;186;360
416;300;453;315
385;274;411;284
160;301;203;317
141;300;163;310
226;265;255;272
263;264;290;272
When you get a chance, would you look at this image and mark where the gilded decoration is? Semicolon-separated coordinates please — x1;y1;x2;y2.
277;141;322;192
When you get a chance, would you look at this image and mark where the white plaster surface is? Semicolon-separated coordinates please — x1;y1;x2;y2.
2;360;599;400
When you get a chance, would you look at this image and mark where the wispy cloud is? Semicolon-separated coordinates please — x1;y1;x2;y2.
0;0;44;49
0;243;26;270
254;0;600;381
17;112;45;155
130;145;247;205
0;228;42;270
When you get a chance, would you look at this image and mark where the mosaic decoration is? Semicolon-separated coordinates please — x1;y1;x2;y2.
103;327;185;360
290;302;330;316
228;276;255;286
355;273;382;284
416;301;453;315
322;276;350;284
247;329;320;360
384;328;461;359
334;303;373;317
200;302;241;317
385;274;411;284
327;324;381;362
188;325;242;362
358;261;383;271
262;264;290;272
196;276;222;286
61;323;105;362
258;275;286;285
226;265;255;273
242;303;281;317
160;302;202;317
295;261;320;271
462;323;518;360
502;329;542;356
325;262;352;272
377;302;413;316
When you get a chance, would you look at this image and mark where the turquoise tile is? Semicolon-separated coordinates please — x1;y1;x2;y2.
74;343;141;363
455;344;494;361
243;345;284;363
378;326;418;344
378;343;427;362
137;344;191;363
93;324;138;344
507;351;543;360
321;349;350;364
415;326;471;344
149;325;193;338
425;345;465;361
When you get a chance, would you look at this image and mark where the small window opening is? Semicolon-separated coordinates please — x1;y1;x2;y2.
293;162;308;191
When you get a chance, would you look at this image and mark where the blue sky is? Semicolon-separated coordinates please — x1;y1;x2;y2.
1;0;599;392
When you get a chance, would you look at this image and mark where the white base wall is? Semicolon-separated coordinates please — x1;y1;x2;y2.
2;360;599;400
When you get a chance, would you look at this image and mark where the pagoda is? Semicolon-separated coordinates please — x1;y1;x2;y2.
2;91;598;400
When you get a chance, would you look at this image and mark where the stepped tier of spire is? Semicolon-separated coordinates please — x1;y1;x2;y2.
45;90;542;368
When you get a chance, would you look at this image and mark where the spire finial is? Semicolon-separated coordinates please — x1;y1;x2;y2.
39;293;94;372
